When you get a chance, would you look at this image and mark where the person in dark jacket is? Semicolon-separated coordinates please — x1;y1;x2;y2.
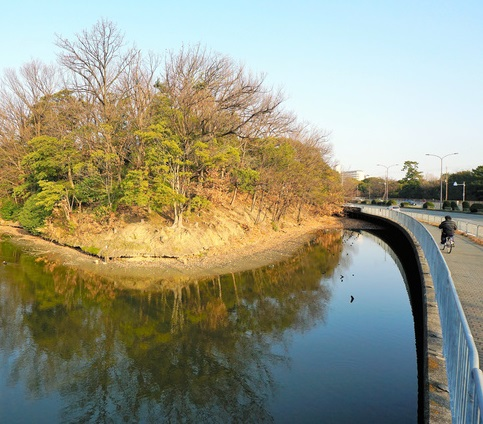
438;215;457;246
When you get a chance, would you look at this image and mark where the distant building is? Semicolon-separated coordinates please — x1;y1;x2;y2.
341;170;365;181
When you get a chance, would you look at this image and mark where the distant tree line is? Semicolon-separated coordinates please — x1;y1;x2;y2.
350;160;483;202
0;19;340;233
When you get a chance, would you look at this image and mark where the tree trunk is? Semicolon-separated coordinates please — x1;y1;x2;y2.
297;201;303;223
255;190;265;224
230;185;238;206
251;191;257;212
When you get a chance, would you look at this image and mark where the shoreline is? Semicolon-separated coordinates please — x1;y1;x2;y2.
0;217;372;289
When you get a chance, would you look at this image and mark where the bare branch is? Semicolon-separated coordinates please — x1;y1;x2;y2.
55;18;139;120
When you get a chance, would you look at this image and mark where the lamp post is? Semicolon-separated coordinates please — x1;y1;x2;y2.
453;181;466;202
377;163;398;202
425;152;458;209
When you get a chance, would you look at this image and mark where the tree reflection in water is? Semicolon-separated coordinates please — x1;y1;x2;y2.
0;230;344;423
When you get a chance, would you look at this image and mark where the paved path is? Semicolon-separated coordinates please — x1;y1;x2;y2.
423;222;483;357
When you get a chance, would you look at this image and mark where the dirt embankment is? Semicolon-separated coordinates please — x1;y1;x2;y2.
0;206;371;289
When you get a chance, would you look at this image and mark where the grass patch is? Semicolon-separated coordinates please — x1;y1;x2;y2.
83;246;100;255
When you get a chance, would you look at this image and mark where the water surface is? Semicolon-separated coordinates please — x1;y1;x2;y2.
0;230;418;423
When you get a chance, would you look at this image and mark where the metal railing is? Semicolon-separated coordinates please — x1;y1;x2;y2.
401;210;483;240
359;206;483;423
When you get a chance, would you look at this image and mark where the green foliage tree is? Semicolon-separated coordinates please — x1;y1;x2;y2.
470;166;483;200
358;177;385;199
73;173;108;207
17;194;50;234
445;169;483;202
22;136;78;187
399;161;423;198
120;170;150;208
35;181;68;210
230;168;259;205
137;123;189;224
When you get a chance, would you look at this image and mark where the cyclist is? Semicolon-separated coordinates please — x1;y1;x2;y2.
438;215;457;247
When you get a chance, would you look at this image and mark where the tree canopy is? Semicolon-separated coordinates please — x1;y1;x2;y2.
398;160;423;198
0;19;340;233
355;163;483;203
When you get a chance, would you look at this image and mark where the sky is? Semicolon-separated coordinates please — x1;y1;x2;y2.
1;0;482;181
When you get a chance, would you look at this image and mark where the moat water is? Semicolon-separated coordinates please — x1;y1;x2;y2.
0;229;418;423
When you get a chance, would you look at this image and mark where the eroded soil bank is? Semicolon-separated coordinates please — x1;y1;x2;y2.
0;217;379;289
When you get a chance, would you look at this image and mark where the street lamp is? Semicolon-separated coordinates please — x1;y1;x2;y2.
425;152;458;209
453;181;466;202
377;163;398;202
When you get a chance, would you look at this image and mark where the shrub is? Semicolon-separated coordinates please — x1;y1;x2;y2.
94;205;112;224
17;195;51;235
470;203;483;213
0;198;21;221
400;202;409;208
450;201;459;211
462;201;470;210
423;201;435;209
371;199;377;205
189;195;211;213
387;199;397;206
442;200;451;210
83;246;101;256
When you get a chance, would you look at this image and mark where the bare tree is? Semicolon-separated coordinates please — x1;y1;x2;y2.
119;51;162;168
161;45;292;145
55;18;139;123
122;51;161;129
154;45;295;225
0;60;60;199
0;60;59;140
55;19;142;204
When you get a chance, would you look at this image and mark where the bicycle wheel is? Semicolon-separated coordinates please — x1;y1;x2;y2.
447;239;453;254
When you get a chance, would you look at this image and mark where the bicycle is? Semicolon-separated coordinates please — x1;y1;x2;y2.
441;235;455;253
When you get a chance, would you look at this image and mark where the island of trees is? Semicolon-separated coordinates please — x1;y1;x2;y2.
0;19;341;252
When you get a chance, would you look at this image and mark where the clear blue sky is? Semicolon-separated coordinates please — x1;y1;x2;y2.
1;0;482;181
